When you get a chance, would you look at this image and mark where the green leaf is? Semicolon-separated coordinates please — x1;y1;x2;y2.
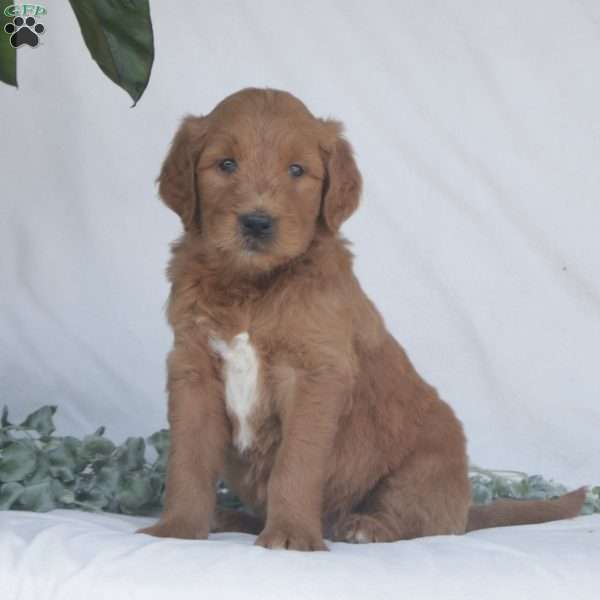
63;436;86;470
81;434;115;462
26;453;50;484
95;464;120;496
49;479;70;503
148;429;169;472
147;429;170;455
0;440;37;482
47;438;80;483
19;481;56;512
75;487;109;511
48;465;75;483
0;482;23;509
116;470;153;513
115;437;145;472
21;405;57;436
1;405;10;427
217;486;243;510
0;429;13;448
68;0;154;105
0;1;17;87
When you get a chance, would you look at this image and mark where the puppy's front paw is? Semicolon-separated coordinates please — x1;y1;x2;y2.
137;517;209;540
255;523;328;551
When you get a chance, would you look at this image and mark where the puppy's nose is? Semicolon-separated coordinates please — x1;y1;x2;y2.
239;212;273;239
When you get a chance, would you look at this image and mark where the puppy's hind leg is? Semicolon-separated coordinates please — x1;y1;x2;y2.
332;448;471;543
332;395;472;544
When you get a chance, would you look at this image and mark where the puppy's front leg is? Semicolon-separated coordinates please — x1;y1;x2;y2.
256;371;347;551
139;346;229;539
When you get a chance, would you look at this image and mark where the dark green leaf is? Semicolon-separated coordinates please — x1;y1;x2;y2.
0;1;17;87
68;0;154;105
21;406;57;436
148;429;169;472
26;453;50;484
217;482;242;510
50;479;70;503
0;440;37;482
0;429;13;448
116;470;153;513
75;487;108;511
47;438;80;483
49;465;75;483
81;434;115;462
147;429;169;455
1;405;10;427
57;489;76;506
19;481;56;512
63;436;86;470
0;482;23;509
115;437;145;471
95;464;120;496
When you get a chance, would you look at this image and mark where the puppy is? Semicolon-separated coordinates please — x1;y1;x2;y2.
140;88;585;550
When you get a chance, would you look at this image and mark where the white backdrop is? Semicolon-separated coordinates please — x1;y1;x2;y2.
1;1;599;488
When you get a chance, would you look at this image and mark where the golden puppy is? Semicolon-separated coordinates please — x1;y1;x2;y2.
139;88;585;550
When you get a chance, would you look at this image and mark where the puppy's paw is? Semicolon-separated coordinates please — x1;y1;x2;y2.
137;517;209;540
332;514;391;544
255;524;328;551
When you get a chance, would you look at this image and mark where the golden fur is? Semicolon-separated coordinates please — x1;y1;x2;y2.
139;88;585;550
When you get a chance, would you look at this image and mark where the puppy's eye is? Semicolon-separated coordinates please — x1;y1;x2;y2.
288;164;304;178
218;158;237;173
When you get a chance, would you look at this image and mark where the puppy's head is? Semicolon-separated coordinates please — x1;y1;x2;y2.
159;88;361;273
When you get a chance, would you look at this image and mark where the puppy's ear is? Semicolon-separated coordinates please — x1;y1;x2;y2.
158;116;208;231
319;120;362;232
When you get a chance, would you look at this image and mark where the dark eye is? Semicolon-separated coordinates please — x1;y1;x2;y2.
288;164;304;178
218;158;237;173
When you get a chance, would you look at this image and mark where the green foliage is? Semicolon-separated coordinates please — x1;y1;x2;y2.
69;0;154;104
469;466;600;515
0;1;17;87
0;405;167;514
0;440;38;482
0;405;599;517
1;1;154;104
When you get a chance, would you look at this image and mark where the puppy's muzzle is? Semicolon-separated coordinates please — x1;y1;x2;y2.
239;212;274;242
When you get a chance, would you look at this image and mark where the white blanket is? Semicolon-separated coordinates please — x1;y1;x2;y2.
1;510;599;600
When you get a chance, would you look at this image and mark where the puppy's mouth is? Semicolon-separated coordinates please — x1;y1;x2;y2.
238;212;276;253
241;236;272;253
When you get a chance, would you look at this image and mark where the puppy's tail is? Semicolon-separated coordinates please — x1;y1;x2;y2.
465;487;587;532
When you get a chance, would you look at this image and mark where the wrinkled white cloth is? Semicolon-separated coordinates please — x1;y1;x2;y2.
0;509;598;600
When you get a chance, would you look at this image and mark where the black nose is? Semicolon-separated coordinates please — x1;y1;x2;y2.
239;212;274;239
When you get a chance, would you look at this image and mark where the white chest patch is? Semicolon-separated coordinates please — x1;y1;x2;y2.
209;332;259;452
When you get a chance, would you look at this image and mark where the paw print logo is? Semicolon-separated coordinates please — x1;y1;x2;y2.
4;16;45;48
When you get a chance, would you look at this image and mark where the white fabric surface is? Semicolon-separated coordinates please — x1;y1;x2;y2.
0;509;599;600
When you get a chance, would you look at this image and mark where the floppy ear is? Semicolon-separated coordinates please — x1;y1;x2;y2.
319;120;362;232
158;116;208;231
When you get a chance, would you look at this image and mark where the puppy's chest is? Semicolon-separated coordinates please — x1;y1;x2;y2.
209;331;281;454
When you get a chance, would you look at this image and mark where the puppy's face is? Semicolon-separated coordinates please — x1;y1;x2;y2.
159;89;362;274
